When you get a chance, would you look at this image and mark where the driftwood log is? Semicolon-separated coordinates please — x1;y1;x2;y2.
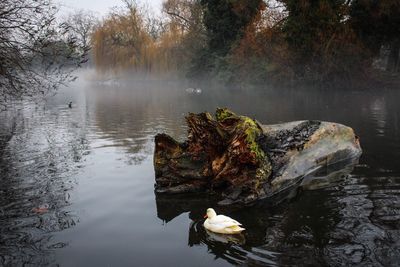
154;108;362;205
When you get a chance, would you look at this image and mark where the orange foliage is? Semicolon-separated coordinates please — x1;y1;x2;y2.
229;3;293;83
92;7;154;72
92;4;187;74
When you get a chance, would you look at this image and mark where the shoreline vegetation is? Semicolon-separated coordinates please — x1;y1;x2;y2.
0;0;399;109
91;0;400;88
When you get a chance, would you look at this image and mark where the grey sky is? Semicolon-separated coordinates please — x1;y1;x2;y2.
57;0;163;17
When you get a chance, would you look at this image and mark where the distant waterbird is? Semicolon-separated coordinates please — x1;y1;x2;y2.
185;87;195;93
68;102;72;108
185;87;202;94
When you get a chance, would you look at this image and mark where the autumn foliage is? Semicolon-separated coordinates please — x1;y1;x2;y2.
91;0;400;85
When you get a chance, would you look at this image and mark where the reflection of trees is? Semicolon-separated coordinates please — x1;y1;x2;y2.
0;0;87;108
90;82;196;164
0;108;18;157
86;81;400;266
0;103;89;266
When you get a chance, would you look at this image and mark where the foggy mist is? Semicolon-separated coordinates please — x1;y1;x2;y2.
1;0;400;266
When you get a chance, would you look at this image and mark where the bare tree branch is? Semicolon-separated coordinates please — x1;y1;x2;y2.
0;0;89;109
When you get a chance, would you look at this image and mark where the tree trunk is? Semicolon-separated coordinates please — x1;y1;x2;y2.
387;38;400;72
154;108;272;202
154;109;362;205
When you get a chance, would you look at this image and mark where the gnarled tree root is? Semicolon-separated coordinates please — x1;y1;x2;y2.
154;108;362;205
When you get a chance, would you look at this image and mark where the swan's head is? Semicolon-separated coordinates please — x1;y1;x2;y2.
204;208;217;219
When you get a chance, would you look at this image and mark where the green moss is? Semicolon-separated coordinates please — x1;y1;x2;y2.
236;114;272;188
216;108;266;163
215;108;237;121
238;116;264;160
216;108;272;188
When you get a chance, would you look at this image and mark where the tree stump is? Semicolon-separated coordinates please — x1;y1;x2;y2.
154;108;362;205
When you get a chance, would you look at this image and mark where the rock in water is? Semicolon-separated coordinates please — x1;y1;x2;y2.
153;109;362;205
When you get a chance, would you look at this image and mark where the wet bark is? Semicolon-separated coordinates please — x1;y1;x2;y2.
154;109;362;205
154;108;272;203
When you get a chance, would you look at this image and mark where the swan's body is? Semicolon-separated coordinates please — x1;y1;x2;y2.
203;208;245;234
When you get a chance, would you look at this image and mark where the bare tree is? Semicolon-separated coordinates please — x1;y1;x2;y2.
0;0;88;109
63;9;99;52
162;0;204;33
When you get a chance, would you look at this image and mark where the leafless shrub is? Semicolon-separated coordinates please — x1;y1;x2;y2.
0;0;89;109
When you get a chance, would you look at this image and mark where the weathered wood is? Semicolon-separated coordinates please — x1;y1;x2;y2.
154;109;362;205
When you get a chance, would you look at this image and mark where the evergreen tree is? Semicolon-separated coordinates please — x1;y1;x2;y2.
350;0;400;72
190;0;264;79
280;0;348;77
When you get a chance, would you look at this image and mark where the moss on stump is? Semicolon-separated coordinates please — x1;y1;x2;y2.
154;108;272;203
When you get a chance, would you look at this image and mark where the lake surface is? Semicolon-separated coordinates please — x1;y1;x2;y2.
1;77;399;266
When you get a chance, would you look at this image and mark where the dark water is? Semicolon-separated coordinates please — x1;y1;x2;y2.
1;77;399;266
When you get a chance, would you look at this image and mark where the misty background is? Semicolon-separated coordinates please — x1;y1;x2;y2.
57;0;164;17
1;0;399;108
1;1;400;267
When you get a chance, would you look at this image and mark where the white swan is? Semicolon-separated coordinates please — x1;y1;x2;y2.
203;208;245;234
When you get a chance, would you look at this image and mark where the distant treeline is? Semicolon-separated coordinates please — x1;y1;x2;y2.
92;0;400;86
